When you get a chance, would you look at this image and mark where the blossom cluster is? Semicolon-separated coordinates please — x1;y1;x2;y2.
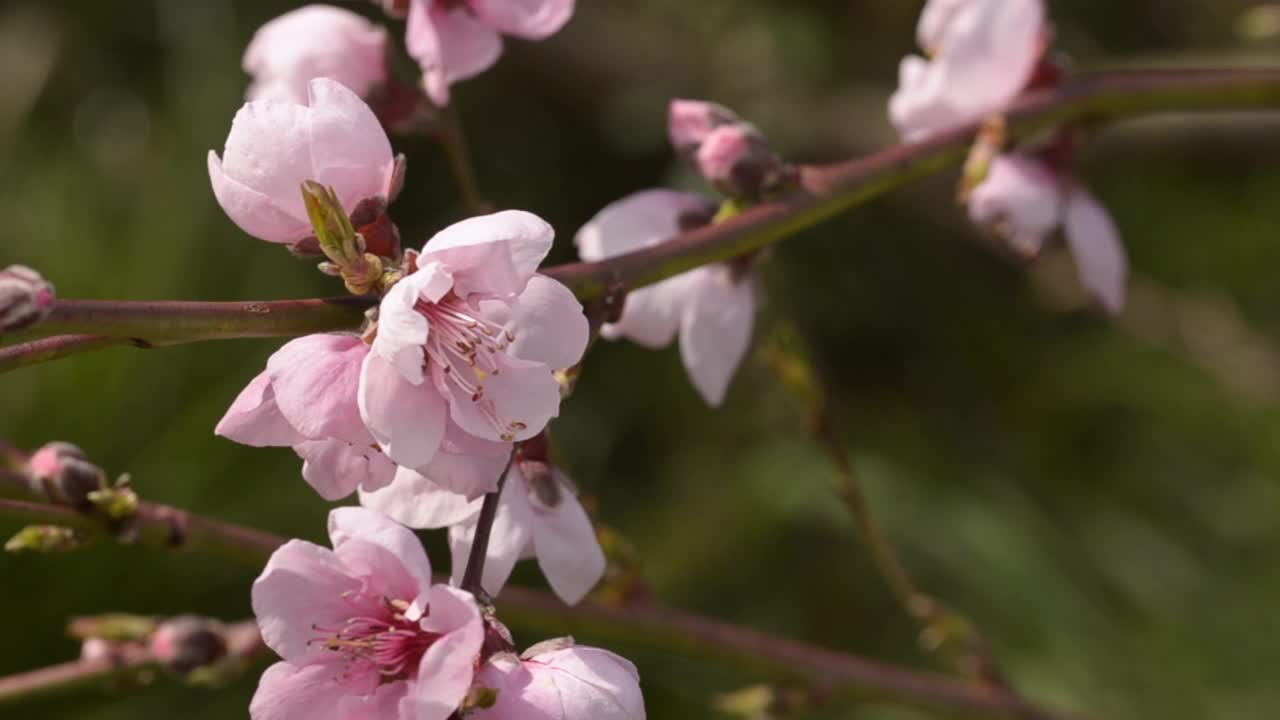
192;0;1140;717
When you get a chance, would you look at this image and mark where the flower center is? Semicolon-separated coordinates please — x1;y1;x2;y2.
312;592;439;681
416;295;528;442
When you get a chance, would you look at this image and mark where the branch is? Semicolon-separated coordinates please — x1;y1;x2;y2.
0;335;133;374
459;447;518;597
2;67;1275;373
0;494;1066;718
0;619;263;707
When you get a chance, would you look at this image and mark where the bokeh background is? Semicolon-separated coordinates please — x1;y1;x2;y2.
2;1;1280;718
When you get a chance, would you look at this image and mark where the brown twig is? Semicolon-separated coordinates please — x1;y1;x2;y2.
2;68;1276;374
0;493;1068;717
459;446;519;597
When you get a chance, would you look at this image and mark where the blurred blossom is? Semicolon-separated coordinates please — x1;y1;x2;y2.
361;211;588;475
244;5;389;104
970;154;1127;314
473;642;645;720
889;0;1046;141
208;78;396;245
668;98;740;155
577;190;757;406
251;508;483;720
405;0;575;106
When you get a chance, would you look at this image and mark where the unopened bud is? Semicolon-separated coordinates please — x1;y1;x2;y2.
26;442;106;510
349;196;402;259
696;124;788;202
149;616;228;676
0;265;55;334
668;99;741;155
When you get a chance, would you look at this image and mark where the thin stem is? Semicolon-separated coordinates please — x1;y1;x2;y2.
0;497;283;568
436;104;491;216
0;493;1065;717
459;446;518;596
0;619;263;707
0;335;133;374
5;68;1279;373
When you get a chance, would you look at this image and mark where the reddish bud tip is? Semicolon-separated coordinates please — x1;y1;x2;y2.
26;442;106;510
149;616;228;676
696;124;786;202
668;99;741;155
0;265;55;334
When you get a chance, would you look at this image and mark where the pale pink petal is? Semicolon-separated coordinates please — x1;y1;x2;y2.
359;465;483;529
371;262;454;385
358;353;448;469
407;0;503;107
250;661;374;720
244;6;389;104
530;470;605;605
336;681;409;720
1064;186;1128;315
215;371;306;447
535;647;645;720
968;154;1062;256
414;430;512;498
678;267;756;407
328;506;434;597
406;585;484;720
916;0;968;50
267;334;370;441
447;471;534;594
419;211;554;297
215;100;316;222
296;440;394;500
476;275;588;370
332;536;422;609
471;655;538;718
438;354;561;443
574;189;714;261
251;540;361;663
468;0;575;39
600;275;697;349
305;78;396;210
208;150;311;243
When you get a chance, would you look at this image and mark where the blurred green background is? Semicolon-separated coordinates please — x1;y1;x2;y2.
2;1;1279;718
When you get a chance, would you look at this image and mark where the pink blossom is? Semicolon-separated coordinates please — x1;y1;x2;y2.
969;154;1127;314
217;334;508;501
250;507;483;720
889;0;1046;141
359;210;588;472
244;6;389;104
576;190;756;407
473;643;645;720
405;0;575;106
209;78;396;244
0;264;55;333
364;458;604;604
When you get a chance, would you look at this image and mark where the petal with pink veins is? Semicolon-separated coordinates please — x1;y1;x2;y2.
251;540;362;663
304;78;396;212
268;334;370;441
215;372;305;447
406;585;484;720
406;0;503;107
372;262;454;385
359;353;448;469
250;660;376;720
439;354;561;443
359;466;483;529
477;275;588;370
296;440;394;500
419;210;554;297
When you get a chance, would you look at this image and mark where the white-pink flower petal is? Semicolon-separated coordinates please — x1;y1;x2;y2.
244;5;389;104
419;210;554;297
1064;186;1128;315
679;267;756;407
359;352;449;469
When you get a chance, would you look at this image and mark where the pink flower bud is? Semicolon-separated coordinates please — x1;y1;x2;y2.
208;78;397;245
695;124;783;201
0;265;55;334
149;616;228;676
668;99;740;155
26;442;106;510
244;6;389;105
